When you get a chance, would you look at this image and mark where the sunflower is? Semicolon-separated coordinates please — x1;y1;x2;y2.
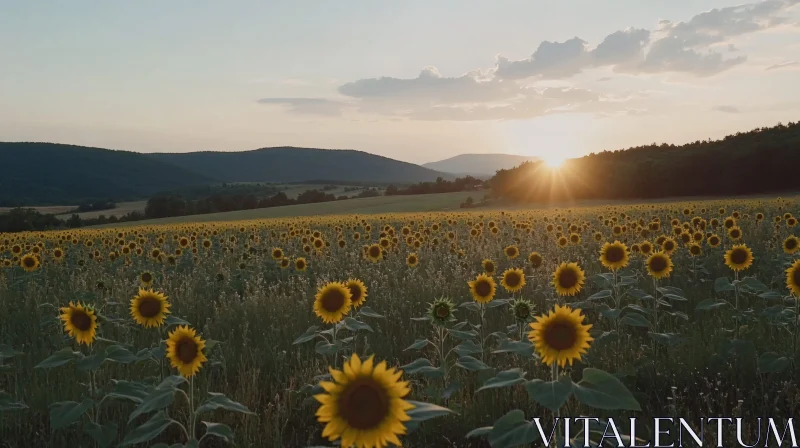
166;325;207;378
599;241;629;271
510;298;533;322
59;302;98;346
52;248;65;261
428;297;457;325
528;252;543;269
724;244;754;272
406;253;419;268
783;236;799;255
639;241;653;256
272;247;284;260
708;234;721;248
314;282;353;323
528;305;593;367
295;257;308;271
569;233;581;245
366;244;383;262
468;273;496;304
501;268;526;293
688;243;702;257
139;271;154;287
19;253;40;272
646;252;673;279
552;262;585;297
279;257;290;269
557;236;568;248
314;354;414;448
727;226;742;241
504;245;520;259
129;288;170;328
785;259;800;296
482;259;496;274
345;279;368;308
661;237;677;255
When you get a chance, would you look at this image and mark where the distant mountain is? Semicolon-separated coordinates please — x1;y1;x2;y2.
0;143;213;206
149;147;449;184
422;154;541;177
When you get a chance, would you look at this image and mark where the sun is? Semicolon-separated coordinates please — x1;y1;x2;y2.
542;154;566;168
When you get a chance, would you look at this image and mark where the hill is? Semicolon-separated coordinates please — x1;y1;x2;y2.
149;147;449;184
422;153;540;176
0;143;214;205
490;121;800;203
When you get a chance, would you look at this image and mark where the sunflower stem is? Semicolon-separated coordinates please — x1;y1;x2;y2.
551;362;560;448
332;322;338;370
479;304;486;362
189;376;196;441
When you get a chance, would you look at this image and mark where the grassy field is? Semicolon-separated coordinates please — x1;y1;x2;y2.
96;191;478;227
0;205;77;215
54;201;149;220
1;194;799;447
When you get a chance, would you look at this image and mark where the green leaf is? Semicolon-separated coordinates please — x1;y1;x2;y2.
107;380;154;404
0;344;23;359
85;422;118;448
598;306;622;320
759;291;783;300
196;392;255;416
399;358;443;377
77;347;107;371
466;426;493;439
357;306;384;318
758;352;791;373
49;399;94;430
487;410;541;448
404;339;430;351
292;325;319;345
343;317;374;332
127;382;178;423
590;273;614;287
35;347;79;369
477;368;527;392
104;345;138;364
588;289;613;300
695;299;730;311
165;315;190;328
525;376;573;412
404;400;455;432
0;391;27;411
492;339;534;358
120;411;174;446
441;381;461;400
314;340;339;357
628;289;654;301
202;421;234;442
714;277;735;292
453;340;483;357
485;298;510;309
739;277;769;293
649;333;687;347
455;355;490;371
573;368;641;411
593;331;619;349
448;329;478;340
459;302;481;312
619;312;650;328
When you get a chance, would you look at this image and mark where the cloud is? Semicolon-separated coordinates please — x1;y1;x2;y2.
712;105;740;113
257;98;346;116
766;60;799;70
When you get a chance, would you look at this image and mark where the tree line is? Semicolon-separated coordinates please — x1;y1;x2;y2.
385;176;484;196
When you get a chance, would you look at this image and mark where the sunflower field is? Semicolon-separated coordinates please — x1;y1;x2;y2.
1;196;799;447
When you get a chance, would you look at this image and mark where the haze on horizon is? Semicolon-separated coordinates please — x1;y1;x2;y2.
1;0;799;165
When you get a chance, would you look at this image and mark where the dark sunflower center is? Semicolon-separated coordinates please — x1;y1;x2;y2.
787;239;798;250
273;250;281;258
138;297;162;318
485;262;494;272
70;311;92;331
297;260;306;269
557;268;578;289
792;269;800;289
731;230;740;238
474;279;492;297
506;248;516;256
641;244;651;253
23;257;35;268
409;256;417;264
730;249;748;265
515;305;530;319
435;305;450;318
176;338;198;364
543;320;578;351
710;237;719;246
505;272;521;287
369;247;381;258
605;246;625;263
142;272;152;283
664;241;675;251
690;246;701;255
349;286;363;302
321;289;346;312
338;378;390;430
649;256;668;273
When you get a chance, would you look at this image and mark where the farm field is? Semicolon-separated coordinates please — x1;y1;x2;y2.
55;201;149;221
1;194;799;447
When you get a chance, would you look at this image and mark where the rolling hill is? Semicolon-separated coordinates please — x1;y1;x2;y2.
422;153;540;177
0;143;214;205
149;147;449;184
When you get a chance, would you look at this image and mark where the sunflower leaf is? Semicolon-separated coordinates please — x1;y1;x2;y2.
453;340;483;357
404;400;456;432
0;391;27;411
588;290;613;300
714;277;735;292
77;347;108;371
196;392;255;415
695;299;730;311
107;380;154;404
35;347;80;369
573;368;641;411
758;352;791;373
619;312;651;328
525;376;573;412
292;326;319;345
84;422;118;448
201;421;234;442
104;345;137;364
0;344;23;359
127;384;177;423
455;356;490;371
492;339;534;358
477;368;527;392
164;315;190;328
49;399;94;430
119;411;174;446
448;329;478;340
342;317;373;333
404;339;431;351
357;306;384;318
314;340;339;357
487;409;541;448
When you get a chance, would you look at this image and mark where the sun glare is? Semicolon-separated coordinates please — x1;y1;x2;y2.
542;155;566;169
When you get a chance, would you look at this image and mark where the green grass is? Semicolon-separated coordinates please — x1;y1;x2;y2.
96;191;478;227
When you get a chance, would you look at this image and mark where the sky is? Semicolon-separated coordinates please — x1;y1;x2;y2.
1;1;799;165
